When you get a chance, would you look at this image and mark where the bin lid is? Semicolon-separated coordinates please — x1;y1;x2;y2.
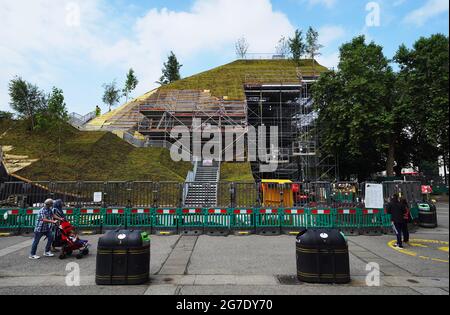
296;229;347;249
418;203;431;211
98;230;150;249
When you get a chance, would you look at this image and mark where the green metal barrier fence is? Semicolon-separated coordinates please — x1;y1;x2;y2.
21;208;41;232
232;209;255;234
179;208;205;235
77;208;102;233
359;209;385;235
104;208;127;230
128;208;152;232
256;208;281;235
152;208;177;235
0;207;392;236
205;208;231;236
335;208;359;235
0;208;21;233
280;209;308;234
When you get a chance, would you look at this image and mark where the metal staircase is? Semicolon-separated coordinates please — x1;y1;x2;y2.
184;162;220;207
69;112;96;129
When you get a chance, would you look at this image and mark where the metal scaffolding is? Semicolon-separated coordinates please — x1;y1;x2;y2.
244;69;337;181
134;68;336;181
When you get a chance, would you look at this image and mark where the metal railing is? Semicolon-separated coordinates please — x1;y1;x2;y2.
69;111;96;128
0;180;425;209
2;180;420;235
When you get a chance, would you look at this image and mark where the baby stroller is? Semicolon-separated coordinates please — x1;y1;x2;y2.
57;220;90;260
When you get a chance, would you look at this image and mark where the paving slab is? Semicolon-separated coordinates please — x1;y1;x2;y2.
0;235;33;250
0;203;447;295
177;285;421;296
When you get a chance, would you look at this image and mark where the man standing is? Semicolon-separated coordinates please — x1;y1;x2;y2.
29;199;58;260
387;194;407;249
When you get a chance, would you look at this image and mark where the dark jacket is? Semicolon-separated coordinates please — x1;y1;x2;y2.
387;200;407;223
53;199;66;220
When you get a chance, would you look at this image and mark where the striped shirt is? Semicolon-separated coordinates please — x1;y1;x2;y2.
34;207;54;233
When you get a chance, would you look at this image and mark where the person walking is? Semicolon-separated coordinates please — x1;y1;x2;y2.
387;194;407;249
29;199;58;260
400;198;411;245
51;199;66;252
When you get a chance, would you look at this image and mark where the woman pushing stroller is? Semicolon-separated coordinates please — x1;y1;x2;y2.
51;199;66;252
29;199;89;260
52;200;89;259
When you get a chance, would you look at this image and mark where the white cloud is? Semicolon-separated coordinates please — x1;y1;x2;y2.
92;0;295;97
0;0;107;110
403;0;449;26
1;0;295;112
318;25;346;46
317;51;340;69
313;25;345;69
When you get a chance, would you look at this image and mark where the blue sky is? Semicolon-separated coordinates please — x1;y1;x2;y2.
0;0;448;114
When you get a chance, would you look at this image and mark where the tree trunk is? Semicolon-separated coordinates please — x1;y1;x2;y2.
394;164;402;177
386;135;396;177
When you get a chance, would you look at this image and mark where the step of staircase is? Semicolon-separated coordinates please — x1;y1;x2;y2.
184;164;220;207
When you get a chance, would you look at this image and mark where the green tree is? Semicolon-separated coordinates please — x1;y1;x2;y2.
102;81;121;112
36;87;69;154
306;27;323;76
8;77;46;131
158;52;183;85
36;87;68;128
394;34;449;178
123;68;139;103
313;36;398;180
0;111;14;120
289;29;305;65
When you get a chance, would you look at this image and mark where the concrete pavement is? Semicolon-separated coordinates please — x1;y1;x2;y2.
0;203;448;295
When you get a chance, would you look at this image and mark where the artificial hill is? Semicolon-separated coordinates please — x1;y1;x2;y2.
2;59;328;183
0;119;191;182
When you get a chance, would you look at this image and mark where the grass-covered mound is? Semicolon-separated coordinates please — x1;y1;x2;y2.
159;59;328;100
0;119;191;182
220;162;254;182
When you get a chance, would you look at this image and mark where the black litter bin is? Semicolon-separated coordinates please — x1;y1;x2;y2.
96;230;150;285
418;203;438;228
296;229;350;284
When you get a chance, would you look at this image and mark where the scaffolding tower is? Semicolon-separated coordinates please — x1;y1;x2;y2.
244;69;337;181
137;90;247;158
135;67;336;181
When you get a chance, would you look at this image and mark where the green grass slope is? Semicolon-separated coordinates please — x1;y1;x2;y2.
159;59;328;100
0;119;191;182
220;162;254;182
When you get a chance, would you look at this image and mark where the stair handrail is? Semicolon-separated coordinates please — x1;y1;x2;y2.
69;111;97;128
183;159;199;205
215;161;221;206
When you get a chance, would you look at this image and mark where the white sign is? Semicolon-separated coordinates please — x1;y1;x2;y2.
93;192;102;203
365;184;384;209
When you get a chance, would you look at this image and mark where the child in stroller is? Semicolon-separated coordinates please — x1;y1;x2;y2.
58;220;90;260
